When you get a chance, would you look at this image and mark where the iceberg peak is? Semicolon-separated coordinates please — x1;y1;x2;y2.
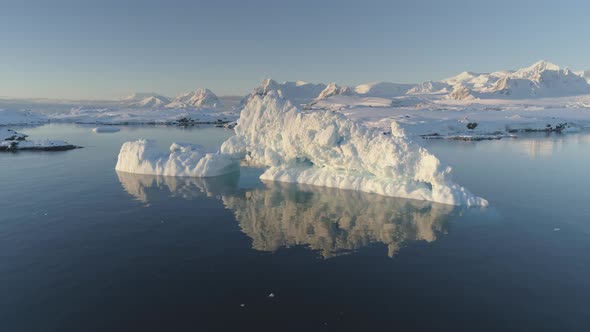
222;94;487;207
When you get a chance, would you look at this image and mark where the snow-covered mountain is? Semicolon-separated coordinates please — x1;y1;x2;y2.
407;81;451;94
239;79;327;107
121;92;164;102
354;82;414;98
166;88;220;108
442;71;508;91
441;61;590;99
236;60;590;106
575;70;590;84
485;61;590;98
128;95;171;108
448;84;475;100
316;83;356;100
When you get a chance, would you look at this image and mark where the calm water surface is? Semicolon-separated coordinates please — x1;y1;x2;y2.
1;124;589;331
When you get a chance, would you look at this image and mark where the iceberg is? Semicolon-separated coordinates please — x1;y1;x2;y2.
115;139;239;177
221;93;487;207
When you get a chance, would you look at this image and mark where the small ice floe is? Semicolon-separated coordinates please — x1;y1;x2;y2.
92;126;120;133
554;228;561;231
240;304;246;307
268;293;275;298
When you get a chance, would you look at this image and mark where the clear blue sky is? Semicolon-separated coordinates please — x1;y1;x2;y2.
1;0;589;99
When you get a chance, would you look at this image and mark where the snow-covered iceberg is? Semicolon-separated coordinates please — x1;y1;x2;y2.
221;93;487;206
115;139;239;177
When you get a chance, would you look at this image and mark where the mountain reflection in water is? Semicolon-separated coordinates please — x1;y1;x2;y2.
116;171;460;258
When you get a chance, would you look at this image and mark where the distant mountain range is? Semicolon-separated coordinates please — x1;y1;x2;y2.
120;89;221;109
118;60;590;108
128;95;170;108
440;60;590;99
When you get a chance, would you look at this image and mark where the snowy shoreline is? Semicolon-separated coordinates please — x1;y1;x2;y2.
1;127;79;152
3;60;590;140
2;103;588;141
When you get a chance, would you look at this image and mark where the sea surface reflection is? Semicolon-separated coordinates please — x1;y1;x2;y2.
117;171;461;258
4;125;590;331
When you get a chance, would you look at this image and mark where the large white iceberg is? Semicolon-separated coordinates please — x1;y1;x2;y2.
115;140;239;177
221;93;487;207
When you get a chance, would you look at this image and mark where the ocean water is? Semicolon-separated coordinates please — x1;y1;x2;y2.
1;124;589;331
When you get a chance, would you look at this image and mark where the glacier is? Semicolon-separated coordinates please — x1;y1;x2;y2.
221;92;487;207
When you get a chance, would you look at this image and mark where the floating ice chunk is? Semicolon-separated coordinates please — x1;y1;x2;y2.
92;126;120;133
221;93;487;206
115;139;239;177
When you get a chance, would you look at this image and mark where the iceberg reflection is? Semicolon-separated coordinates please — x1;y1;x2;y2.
223;182;457;258
116;170;240;203
117;172;460;258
